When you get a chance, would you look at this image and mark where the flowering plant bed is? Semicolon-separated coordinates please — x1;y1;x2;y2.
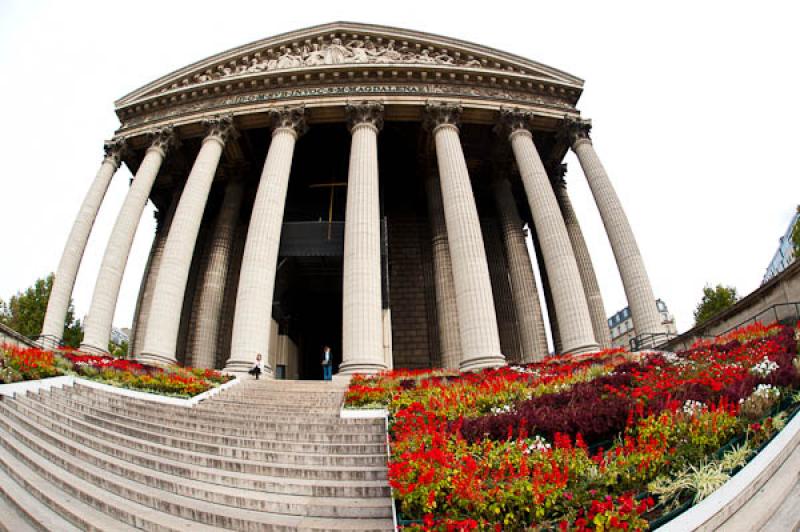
345;322;800;530
0;345;233;398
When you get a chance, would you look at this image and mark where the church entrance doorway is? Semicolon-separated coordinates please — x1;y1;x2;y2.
274;255;343;380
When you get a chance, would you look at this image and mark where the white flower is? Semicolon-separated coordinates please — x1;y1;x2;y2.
749;357;780;378
662;352;681;364
682;400;706;416
522;435;552;454
752;383;780;400
490;404;514;415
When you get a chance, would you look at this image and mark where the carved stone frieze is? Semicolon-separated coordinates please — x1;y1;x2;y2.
346;101;384;132
120;83;575;132
270;106;308;136
180;38;489;91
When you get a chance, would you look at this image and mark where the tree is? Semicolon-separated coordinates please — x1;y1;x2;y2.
108;339;129;359
693;284;739;326
0;274;83;347
791;205;800;258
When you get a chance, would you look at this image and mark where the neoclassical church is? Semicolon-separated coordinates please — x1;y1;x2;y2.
40;22;666;379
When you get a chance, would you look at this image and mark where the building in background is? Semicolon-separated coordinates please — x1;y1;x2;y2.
763;209;800;284
110;327;129;346
608;299;677;349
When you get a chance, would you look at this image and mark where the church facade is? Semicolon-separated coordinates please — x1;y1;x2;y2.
40;22;666;378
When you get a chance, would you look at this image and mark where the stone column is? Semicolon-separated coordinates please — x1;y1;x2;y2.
552;166;612;349
80;129;175;354
500;109;598;355
226;107;307;373
40;138;126;347
129;189;180;359
425;102;505;371
482;219;522;362
339;102;388;375
565;119;664;337
187;176;245;368
139;116;234;365
492;177;549;360
424;175;461;370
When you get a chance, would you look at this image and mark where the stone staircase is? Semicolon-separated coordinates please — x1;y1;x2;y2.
0;378;394;531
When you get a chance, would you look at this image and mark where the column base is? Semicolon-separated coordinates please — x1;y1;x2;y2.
460;353;507;372
136;350;177;367
563;342;600;356
224;359;274;378
337;360;388;376
79;342;110;356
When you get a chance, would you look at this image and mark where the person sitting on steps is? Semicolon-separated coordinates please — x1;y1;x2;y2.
248;353;264;380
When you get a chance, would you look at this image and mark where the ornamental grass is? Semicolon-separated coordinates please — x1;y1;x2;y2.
0;345;233;397
346;321;800;530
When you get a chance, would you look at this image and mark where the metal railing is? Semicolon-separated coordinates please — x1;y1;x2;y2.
638;301;800;352
629;331;678;352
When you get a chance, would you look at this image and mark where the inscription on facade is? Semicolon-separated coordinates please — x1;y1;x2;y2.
121;84;573;131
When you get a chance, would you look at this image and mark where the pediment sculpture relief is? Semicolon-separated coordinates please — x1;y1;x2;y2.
187;38;488;86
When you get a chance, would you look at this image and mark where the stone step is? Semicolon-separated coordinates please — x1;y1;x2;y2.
40;389;382;429
232;379;350;389
0;464;79;532
64;384;346;412
36;391;385;437
27;394;385;454
14;396;387;467
62;385;346;412
0;408;391;519
0;431;205;532
0;415;392;530
46;388;374;425
2;400;387;481
758;478;800;531
2;397;388;498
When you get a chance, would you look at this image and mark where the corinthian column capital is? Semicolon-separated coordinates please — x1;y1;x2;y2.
270;106;308;137
346;101;384;133
424;101;462;132
495;107;535;139
202;114;237;145
560;117;593;148
103;137;128;169
147;126;178;156
549;162;568;188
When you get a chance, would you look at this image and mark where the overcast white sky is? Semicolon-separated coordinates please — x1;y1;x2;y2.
0;0;798;337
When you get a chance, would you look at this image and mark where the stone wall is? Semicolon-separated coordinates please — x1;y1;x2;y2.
0;323;37;349
388;215;437;369
663;260;800;351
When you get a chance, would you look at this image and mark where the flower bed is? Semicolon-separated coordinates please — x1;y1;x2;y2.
0;345;233;398
345;322;800;530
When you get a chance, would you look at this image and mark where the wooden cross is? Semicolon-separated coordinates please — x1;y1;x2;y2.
309;179;347;239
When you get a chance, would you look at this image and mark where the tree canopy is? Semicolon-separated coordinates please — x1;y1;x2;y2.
693;284;739;326
791;205;800;258
0;274;83;347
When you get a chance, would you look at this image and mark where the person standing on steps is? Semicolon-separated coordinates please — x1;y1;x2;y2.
248;353;264;380
322;345;332;381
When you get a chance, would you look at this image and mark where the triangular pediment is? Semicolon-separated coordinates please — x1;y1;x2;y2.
116;22;583;108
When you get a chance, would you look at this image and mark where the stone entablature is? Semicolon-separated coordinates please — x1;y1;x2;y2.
114;22;583;135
